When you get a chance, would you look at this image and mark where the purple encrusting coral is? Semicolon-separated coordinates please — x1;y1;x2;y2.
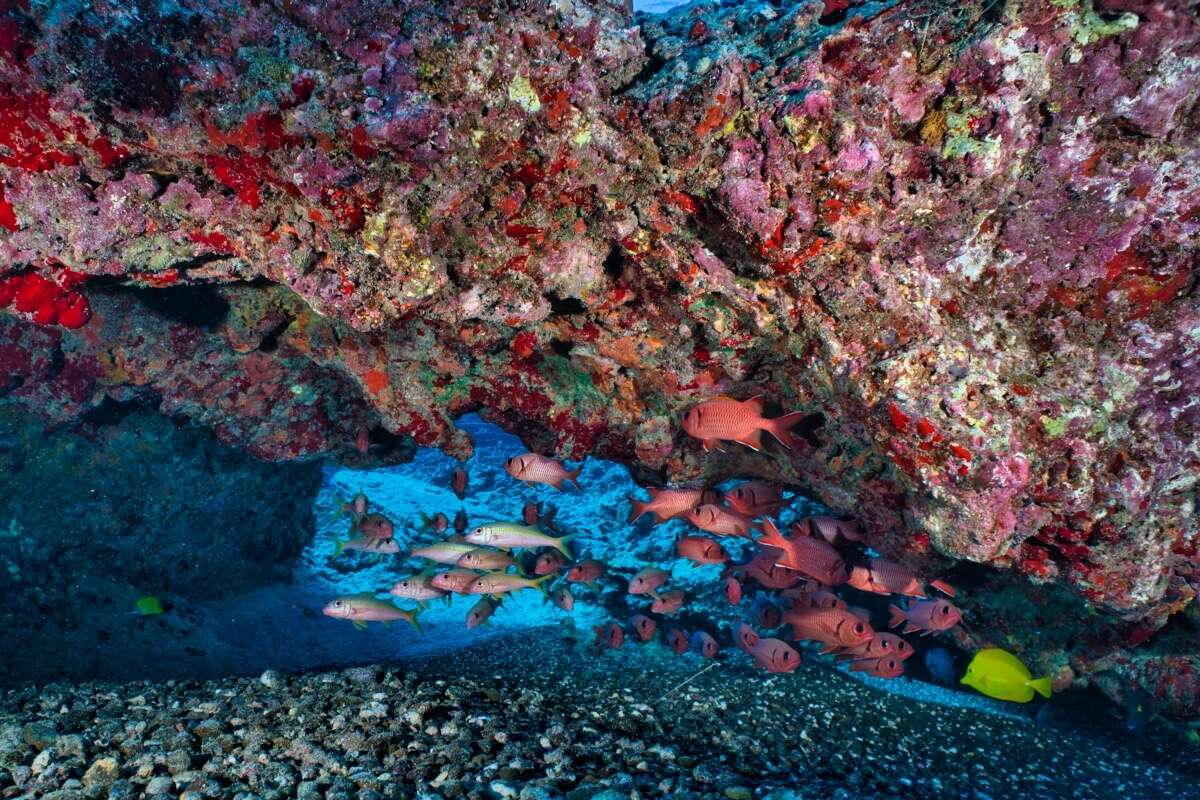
0;0;1198;717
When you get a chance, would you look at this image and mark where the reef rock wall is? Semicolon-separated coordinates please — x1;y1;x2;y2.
0;1;1198;707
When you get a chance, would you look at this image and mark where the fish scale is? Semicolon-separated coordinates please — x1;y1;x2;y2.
785;607;874;651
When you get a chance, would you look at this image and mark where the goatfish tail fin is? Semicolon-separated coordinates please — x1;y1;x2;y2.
532;574;554;596
1027;676;1052;699
555;533;577;559
407;609;423;634
418;512;431;529
765;411;808;450
332;539;346;558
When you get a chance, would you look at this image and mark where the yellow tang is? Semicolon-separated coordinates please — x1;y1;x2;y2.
961;648;1052;703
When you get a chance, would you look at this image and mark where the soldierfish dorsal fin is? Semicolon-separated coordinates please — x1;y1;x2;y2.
742;395;765;415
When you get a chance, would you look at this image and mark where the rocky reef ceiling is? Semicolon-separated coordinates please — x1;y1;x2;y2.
0;0;1198;703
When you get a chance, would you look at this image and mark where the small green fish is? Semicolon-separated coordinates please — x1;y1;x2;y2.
134;596;164;616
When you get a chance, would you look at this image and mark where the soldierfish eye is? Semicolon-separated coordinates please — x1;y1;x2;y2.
854;623;865;634
941;605;951;615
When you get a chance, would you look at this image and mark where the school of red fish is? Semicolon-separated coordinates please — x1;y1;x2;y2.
323;396;961;680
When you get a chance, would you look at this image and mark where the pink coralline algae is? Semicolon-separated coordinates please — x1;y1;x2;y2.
0;1;1198;715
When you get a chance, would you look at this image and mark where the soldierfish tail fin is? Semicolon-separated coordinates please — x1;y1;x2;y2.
888;604;906;629
418;512;431;530
764;411;808;450
332;539;346;558
1028;676;1052;699
929;579;957;597
567;467;583;490
628;496;649;524
554;533;576;559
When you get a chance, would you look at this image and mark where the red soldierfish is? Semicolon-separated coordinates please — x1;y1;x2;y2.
650;589;686;615
692;630;720;658
725;481;785;517
889;600;961;635
686;504;760;538
454;509;469;534
839;632;913;662
522;502;540;525
630;614;657;642
851;656;905;678
628;487;721;524
780;578;830;597
421;512;449;533
681;396;808;452
667;627;690;654
466;597;497;628
337;492;369;520
784;607;874;653
353;513;395;542
431;569;482;594
847;558;927;597
355;428;371;454
534;550;565;575
752;596;782;628
787;590;847;611
748;637;802;673
794;516;864;544
567;559;605;587
759;519;848;585
451;466;468;499
724;576;743;605
504;453;582;491
594;622;624;649
733;622;760;651
676;536;730;564
728;550;805;589
549;586;574;612
628;567;670;595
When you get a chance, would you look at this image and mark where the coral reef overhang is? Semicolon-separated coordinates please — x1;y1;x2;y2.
0;0;1197;710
